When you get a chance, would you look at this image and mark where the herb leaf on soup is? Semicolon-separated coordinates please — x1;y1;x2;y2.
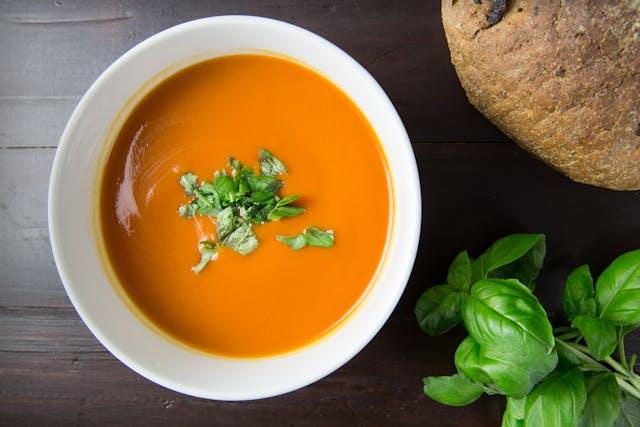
192;240;218;274
259;149;287;176
277;227;335;250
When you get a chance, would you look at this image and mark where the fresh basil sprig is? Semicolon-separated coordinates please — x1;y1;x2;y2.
416;234;546;336
417;235;640;427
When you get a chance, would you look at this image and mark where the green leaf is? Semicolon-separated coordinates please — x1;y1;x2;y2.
268;205;305;221
213;174;237;203
422;374;484;406
507;396;526;420
502;397;526;427
448;251;472;291
596;250;640;326
555;339;585;368
246;204;273;224
251;191;275;203
276;227;335;251
259;148;287;176
215;207;236;240
502;406;525;427
455;336;493;386
192;240;218;274
471;234;545;288
489;235;546;290
247;174;283;193
415;285;465;336
220;219;258;255
267;195;304;221
214;207;259;255
578;373;621;427
178;203;197;218
614;393;640;427
304;227;334;247
572;315;617;361
461;279;557;397
179;172;198;196
524;367;586;427
564;265;597;320
276;234;307;250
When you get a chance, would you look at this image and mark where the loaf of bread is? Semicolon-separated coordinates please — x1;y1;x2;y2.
442;0;640;190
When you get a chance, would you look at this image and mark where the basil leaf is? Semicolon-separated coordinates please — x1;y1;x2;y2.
578;373;621;427
490;235;546;290
268;205;305;221
216;207;236;240
304;227;334;247
415;285;465;336
572;315;617;361
614;393;640;427
555;339;585;368
247;174;283;193
564;265;597;320
178;203;197;219
448;251;472;291
267;195;303;220
276;234;307;250
246;204;272;224
461;279;557;397
192;240;218;274
215;208;259;255
276;227;335;250
251;191;275;203
422;374;484;406
213;174;237;203
502;405;525;427
524;368;586;427
455;336;493;386
471;234;545;288
179;172;198;196
227;157;242;176
220;219;258;255
507;396;526;420
276;194;299;206
259;148;287;176
502;397;526;427
596;250;640;326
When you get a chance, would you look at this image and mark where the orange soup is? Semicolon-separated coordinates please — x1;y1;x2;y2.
100;54;391;357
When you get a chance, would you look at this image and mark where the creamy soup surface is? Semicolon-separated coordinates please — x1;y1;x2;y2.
100;54;391;357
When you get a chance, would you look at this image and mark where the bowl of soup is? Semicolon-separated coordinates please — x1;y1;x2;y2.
49;16;421;400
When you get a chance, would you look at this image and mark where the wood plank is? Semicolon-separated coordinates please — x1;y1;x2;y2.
0;319;503;426
0;0;507;145
0;148;67;307
1;143;638;425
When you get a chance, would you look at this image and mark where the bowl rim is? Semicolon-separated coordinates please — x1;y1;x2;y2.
48;15;421;400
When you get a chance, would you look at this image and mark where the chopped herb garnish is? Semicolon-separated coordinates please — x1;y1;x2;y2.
179;149;322;273
259;149;287;176
192;240;218;274
268;195;305;221
179;172;198;196
277;227;335;251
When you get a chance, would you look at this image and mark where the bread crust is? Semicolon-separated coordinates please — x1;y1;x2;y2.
442;0;640;190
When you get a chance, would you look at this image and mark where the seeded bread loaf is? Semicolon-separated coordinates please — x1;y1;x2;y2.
442;0;640;190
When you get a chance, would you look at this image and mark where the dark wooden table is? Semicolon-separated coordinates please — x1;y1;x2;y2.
1;1;638;425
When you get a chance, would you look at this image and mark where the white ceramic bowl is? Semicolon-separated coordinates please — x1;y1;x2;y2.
48;16;421;400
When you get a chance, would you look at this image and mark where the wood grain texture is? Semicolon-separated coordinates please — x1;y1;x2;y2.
0;0;639;425
0;0;508;145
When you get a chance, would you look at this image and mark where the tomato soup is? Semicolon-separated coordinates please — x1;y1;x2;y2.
100;54;391;357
